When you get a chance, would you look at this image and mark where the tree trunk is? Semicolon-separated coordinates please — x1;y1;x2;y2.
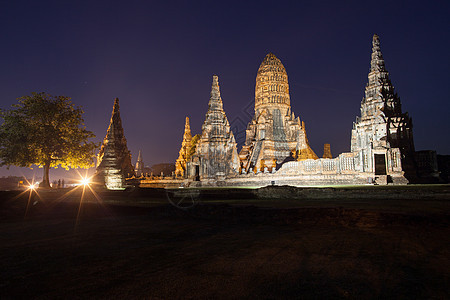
40;161;51;188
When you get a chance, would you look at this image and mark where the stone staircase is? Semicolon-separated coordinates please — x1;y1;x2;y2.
374;175;388;185
249;141;263;169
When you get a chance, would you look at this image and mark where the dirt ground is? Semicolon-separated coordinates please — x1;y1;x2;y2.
1;187;449;299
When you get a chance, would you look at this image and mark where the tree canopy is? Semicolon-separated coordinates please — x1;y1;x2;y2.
0;92;98;187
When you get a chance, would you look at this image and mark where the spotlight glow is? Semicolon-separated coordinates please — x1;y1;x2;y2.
80;177;90;186
28;183;38;190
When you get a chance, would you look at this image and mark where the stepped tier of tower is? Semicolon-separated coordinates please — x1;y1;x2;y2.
351;34;415;180
96;34;415;189
135;150;144;177
95;98;134;189
176;34;412;186
175;117;193;177
255;53;291;114
186;75;240;180
239;53;318;172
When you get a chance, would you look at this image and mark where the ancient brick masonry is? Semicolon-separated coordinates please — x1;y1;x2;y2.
351;34;414;182
95;98;135;189
187;75;240;180
175;117;192;177
322;144;332;159
167;34;414;187
135;150;144;177
239;53;317;172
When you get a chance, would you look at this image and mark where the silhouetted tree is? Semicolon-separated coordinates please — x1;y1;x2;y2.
0;92;98;187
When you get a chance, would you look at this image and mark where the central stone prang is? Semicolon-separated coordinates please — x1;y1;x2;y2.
239;52;318;172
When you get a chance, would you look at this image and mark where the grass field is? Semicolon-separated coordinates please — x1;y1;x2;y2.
1;186;449;299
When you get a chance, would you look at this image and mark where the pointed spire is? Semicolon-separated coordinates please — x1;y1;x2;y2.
135;150;144;177
202;75;229;137
113;97;120;113
352;35;415;178
208;75;224;111
105;97;124;140
95;97;135;189
296;121;318;161
362;34;402;117
370;34;386;73
175;116;194;177
194;75;240;178
183;117;192;141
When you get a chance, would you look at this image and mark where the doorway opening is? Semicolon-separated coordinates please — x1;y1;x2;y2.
374;154;387;175
194;165;200;181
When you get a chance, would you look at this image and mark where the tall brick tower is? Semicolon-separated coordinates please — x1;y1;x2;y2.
95;98;135;189
188;75;240;180
239;53;317;172
351;34;415;182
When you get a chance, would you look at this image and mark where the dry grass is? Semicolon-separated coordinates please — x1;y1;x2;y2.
0;187;449;299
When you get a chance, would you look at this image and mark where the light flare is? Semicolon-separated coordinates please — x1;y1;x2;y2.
21;177;42;218
28;182;39;190
79;177;91;186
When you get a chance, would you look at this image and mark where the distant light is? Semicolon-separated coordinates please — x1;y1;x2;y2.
80;177;90;186
28;183;38;190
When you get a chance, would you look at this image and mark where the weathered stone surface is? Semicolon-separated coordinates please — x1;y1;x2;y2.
415;150;440;182
162;35;415;188
135;150;144;177
95;98;134;189
239;53;317;172
175;117;192;177
295;121;319;161
351;34;414;180
187;75;240;180
322;144;332;159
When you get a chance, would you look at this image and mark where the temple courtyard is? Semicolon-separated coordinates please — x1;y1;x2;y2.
1;186;449;299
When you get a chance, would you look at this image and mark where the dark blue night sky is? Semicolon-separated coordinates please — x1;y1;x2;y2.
1;0;449;179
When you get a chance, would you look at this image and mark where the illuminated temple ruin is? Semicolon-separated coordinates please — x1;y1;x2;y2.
98;35;417;189
185;76;240;182
175;117;193;177
169;34;414;187
135;150;144;177
350;34;415;183
239;53;318;172
95;98;135;189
